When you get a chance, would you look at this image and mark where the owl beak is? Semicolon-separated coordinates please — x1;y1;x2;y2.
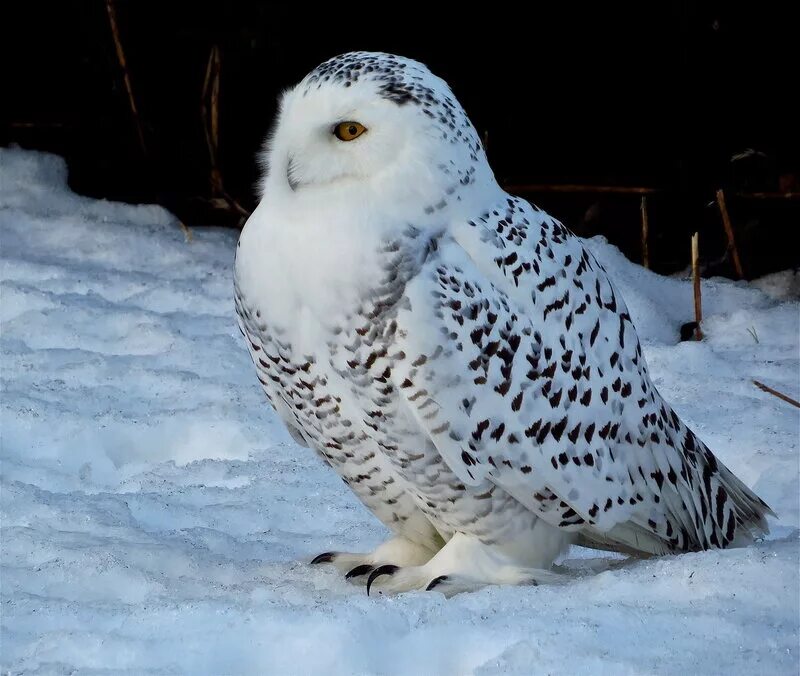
287;156;299;192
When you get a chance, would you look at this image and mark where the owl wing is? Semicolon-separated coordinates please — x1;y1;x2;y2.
392;195;771;555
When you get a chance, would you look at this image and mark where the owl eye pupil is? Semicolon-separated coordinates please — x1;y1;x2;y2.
348;125;357;136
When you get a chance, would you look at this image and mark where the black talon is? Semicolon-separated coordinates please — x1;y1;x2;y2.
345;564;373;579
310;552;336;565
367;564;399;596
425;575;449;591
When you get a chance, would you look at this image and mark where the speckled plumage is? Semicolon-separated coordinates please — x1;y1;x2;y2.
234;52;772;593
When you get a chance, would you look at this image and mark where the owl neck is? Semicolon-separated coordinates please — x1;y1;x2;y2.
236;196;437;342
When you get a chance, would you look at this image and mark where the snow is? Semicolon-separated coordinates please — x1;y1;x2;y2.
1;147;798;674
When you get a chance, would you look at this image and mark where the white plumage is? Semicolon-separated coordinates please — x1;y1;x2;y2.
234;52;772;595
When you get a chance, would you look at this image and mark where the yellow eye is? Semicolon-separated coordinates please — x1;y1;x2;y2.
333;121;367;141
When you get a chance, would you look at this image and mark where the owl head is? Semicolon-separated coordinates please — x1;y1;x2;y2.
259;52;500;218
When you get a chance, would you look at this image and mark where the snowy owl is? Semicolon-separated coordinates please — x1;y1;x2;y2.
234;52;772;596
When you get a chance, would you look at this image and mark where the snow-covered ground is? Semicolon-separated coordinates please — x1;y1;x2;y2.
1;147;798;675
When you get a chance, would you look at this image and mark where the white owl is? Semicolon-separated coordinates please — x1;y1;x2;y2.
234;52;772;596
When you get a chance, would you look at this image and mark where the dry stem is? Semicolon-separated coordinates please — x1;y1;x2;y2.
105;0;146;156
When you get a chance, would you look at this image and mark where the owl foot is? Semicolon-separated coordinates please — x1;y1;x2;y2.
365;532;565;597
309;535;439;584
311;557;372;580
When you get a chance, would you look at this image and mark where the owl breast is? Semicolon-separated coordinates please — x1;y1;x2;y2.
235;222;546;548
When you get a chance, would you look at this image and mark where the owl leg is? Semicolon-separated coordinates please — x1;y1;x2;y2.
365;531;566;597
310;535;439;583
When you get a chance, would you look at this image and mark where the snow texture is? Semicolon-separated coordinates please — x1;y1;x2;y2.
1;147;798;674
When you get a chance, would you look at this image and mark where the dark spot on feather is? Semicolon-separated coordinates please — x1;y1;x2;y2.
472;419;490;440
536;421;552;444
495;380;512;396
716;485;728;528
590;320;600;346
551;416;568;442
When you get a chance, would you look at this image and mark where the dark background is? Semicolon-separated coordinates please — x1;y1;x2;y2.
2;1;797;277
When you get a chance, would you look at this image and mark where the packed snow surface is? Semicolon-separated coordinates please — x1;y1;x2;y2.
1;148;798;674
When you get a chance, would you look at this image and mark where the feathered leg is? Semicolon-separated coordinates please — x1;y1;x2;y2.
366;531;568;598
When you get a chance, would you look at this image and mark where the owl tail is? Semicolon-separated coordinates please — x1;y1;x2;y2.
642;423;775;554
581;427;774;558
716;460;774;546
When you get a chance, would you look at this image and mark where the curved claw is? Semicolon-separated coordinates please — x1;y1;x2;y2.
310;552;335;565
367;564;399;596
425;575;448;591
345;564;373;580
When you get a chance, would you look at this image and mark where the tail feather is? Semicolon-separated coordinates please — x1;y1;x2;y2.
718;462;774;544
581;420;773;558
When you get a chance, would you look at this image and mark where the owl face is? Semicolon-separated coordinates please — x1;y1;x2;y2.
271;79;427;194
259;52;496;217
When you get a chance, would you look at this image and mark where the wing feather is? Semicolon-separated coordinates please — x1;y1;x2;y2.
393;195;771;554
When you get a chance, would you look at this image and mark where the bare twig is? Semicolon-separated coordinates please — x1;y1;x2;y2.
177;219;193;243
200;46;250;222
716;188;744;279
753;380;800;409
210;52;220;166
691;232;703;340
640;195;650;269
201;46;221;175
504;183;659;195
9;121;67;128
105;0;146;156
736;191;800;200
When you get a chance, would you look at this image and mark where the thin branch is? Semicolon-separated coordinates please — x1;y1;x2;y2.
201;47;216;167
716;188;744;279
736;191;800;200
201;46;221;176
200;45;251;223
503;184;659;195
177;219;193;243
9;121;67;128
210;49;220;168
691;232;703;340
640;195;650;269
105;0;146;156
753;380;800;409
